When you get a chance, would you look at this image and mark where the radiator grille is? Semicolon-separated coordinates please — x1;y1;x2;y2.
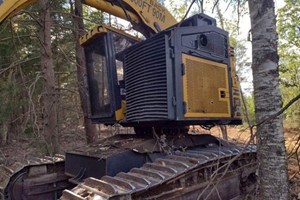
124;34;168;122
182;54;230;118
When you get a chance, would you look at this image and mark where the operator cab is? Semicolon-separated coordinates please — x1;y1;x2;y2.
80;25;140;124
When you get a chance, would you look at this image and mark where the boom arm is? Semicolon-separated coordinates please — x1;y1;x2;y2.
0;0;35;23
0;0;177;36
83;0;177;36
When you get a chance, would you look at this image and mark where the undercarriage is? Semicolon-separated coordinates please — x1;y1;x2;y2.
0;133;257;200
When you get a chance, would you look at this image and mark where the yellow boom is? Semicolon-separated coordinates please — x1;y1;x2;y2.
0;0;35;23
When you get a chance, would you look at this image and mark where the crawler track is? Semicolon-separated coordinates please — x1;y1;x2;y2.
61;145;257;200
0;155;72;200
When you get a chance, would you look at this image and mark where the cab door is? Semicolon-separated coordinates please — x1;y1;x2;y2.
83;26;139;124
85;34;116;122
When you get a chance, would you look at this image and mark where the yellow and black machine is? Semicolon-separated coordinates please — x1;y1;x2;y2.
0;1;256;199
82;19;243;129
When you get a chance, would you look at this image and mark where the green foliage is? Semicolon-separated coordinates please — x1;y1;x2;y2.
226;22;251;92
0;81;15;123
0;4;42;139
82;5;104;30
0;1;88;143
24;126;35;138
278;0;300;48
277;0;300;128
242;94;256;126
166;0;188;20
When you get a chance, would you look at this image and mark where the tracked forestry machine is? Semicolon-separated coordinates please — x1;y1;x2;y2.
0;0;257;199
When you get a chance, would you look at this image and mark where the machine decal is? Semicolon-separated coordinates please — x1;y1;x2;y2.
129;0;166;22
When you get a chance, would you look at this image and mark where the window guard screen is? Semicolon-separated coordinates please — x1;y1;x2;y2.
85;36;112;118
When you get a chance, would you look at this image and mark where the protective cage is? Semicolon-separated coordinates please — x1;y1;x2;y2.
123;21;241;126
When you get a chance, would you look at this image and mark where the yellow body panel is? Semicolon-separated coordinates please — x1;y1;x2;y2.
230;47;239;88
80;24;141;45
0;0;35;23
182;54;231;118
229;47;242;119
115;100;126;121
83;0;141;25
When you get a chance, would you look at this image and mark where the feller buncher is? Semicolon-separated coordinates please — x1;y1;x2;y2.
0;0;257;199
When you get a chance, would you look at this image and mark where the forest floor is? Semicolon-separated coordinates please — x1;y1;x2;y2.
0;125;299;197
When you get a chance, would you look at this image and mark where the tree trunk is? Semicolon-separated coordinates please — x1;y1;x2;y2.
248;0;289;199
39;0;59;155
72;0;97;143
219;125;228;140
0;123;8;146
216;4;225;30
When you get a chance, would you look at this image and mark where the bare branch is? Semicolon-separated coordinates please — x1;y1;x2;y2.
254;93;300;128
0;56;40;75
240;85;255;143
225;0;233;12
0;34;33;42
212;0;220;13
168;0;197;40
55;87;79;95
288;135;300;159
237;0;241;34
19;10;42;27
28;72;42;137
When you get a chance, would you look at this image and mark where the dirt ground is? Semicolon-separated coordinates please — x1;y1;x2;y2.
0;125;132;164
0;125;298;165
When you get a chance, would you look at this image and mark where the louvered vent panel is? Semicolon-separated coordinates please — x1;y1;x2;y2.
124;34;168;122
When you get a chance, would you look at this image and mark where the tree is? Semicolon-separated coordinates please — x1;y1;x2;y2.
38;0;59;154
71;0;98;143
0;0;104;150
248;0;289;199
